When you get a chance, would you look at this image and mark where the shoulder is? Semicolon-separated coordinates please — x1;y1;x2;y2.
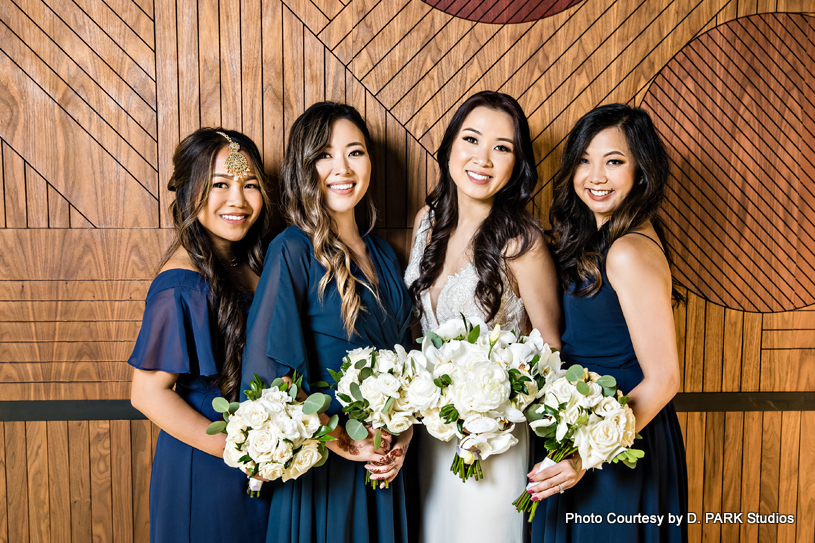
268;226;314;257
147;268;207;301
366;231;400;265
412;205;431;234
506;227;551;267
606;232;670;290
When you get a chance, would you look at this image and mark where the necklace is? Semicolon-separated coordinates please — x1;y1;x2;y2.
220;256;239;267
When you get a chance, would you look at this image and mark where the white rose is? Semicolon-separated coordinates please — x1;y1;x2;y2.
272;441;293;464
259;387;291;410
360;378;387;412
225;415;248;439
375;349;399;374
609;405;637;448
574;414;627;470
273;414;302;441
336;367;361;404
464;361;510;412
258;462;284;481
577;381;604;409
393;388;413;412
284;442;322;481
407;374;441;411
387;412;416;434
595;397;624;418
545;377;575;409
373;373;401;398
238;401;270;428
421;409;457;441
432;361;458;380
246;426;279;463
223;437;246;468
346;347;374;366
462;414;499;434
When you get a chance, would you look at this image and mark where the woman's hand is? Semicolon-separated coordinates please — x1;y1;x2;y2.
526;455;585;502
365;426;413;489
325;423;392;462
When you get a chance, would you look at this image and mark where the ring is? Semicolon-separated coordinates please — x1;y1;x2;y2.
557;483;564;494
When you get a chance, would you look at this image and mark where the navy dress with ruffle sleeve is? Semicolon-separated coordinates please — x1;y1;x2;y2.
128;269;270;543
241;226;413;543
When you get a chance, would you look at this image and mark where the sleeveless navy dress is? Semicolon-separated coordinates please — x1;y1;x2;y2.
531;242;688;542
128;269;270;543
241;226;413;543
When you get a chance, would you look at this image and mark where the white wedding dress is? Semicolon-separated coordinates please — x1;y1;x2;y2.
404;212;530;543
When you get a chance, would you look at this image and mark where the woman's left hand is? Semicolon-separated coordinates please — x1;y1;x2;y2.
364;426;413;489
526;455;585;501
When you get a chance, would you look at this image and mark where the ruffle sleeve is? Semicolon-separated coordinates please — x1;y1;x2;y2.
128;272;218;377
241;228;312;398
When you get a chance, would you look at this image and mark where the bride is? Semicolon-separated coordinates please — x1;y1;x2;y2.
404;91;562;543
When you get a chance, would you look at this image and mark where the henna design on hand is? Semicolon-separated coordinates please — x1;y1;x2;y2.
338;431;359;456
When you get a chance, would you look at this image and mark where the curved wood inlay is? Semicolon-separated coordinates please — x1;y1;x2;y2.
422;0;584;24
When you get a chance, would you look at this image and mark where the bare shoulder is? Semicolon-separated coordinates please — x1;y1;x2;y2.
606;233;670;290
412;205;431;235
160;248;197;274
506;227;549;267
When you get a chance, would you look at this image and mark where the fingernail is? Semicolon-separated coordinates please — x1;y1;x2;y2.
532;496;539;502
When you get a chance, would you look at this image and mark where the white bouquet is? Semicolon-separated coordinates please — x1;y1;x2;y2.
207;373;337;496
513;364;643;520
414;316;561;482
330;345;422;488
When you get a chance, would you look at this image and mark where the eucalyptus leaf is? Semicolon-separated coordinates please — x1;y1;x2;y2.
312;381;330;388
350;382;363;402
303;393;327;415
313;446;330;469
288;384;298;400
270;377;285;390
360;367;374;381
426;331;442;349
354;359;367;370
228;402;241;414
321;393;333;414
596;375;616;388
327;414;339;430
602;386;617;397
565;364;585;382
212;397;230;413
383;397;395;413
206;420;226;435
346;419;368;441
575;380;590;395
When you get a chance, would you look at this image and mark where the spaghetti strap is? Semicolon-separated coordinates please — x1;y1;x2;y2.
626;231;664;252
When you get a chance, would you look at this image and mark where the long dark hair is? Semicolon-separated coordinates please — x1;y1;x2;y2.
162;127;272;401
548;103;680;300
280;102;377;337
409;91;540;322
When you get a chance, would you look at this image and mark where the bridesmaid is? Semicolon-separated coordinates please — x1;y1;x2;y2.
129;128;273;543
241;102;413;543
528;104;688;542
404;90;562;543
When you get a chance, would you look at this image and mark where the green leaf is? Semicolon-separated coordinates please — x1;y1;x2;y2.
354;359;367;370
228;402;241;414
327;368;341;384
303;393;327;415
602;386;617;397
619;396;631;406
370;350;377;368
350;382;363;402
467;325;480;344
223;413;230;424
596;375;616;388
270;377;285;390
212;397;230;413
383;397;395;413
374;428;382;450
337;393;352;403
575;381;590;395
312;381;330;388
321;394;333;413
327;414;339;430
441;374;452;386
288;383;298;400
360;367;374;381
206;420;226;435
433;377;443;389
346;419;368;441
313;446;330;468
565;365;585;382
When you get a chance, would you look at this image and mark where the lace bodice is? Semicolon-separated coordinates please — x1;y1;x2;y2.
404;211;528;335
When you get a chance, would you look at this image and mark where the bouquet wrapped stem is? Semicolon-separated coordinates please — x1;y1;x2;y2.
450;449;484;482
512;445;576;521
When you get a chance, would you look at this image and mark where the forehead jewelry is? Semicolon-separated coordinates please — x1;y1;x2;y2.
216;131;251;180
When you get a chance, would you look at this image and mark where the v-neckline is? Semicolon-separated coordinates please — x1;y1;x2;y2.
427;260;474;327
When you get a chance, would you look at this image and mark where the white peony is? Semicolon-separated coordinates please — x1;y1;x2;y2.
284;442;322;481
422;409;457;441
387;412;416;434
407;374;441;411
373;373;401;399
463;361;510;412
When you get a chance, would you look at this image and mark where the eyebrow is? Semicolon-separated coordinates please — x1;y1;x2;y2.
213;173;257;179
462;127;514;144
603;151;626;157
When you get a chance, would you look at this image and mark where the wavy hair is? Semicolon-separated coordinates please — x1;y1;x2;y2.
409;91;541;322
548;103;681;301
280;102;378;337
162;127;272;401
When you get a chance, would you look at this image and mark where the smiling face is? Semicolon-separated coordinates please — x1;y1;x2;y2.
447;106;517;206
573;126;638;228
315;118;371;221
196;145;263;252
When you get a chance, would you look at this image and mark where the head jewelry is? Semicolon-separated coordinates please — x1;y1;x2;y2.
216;131;251;180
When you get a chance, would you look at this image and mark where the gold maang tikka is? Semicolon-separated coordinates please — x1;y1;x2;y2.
216;131;251;180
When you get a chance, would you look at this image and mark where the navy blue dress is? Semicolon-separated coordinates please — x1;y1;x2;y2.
128;269;270;543
241;226;413;543
531;264;688;542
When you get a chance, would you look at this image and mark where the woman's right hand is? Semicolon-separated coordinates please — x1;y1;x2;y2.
326;424;392;462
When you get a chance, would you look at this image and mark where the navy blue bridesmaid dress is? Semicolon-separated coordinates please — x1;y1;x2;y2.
241;226;413;543
128;269;271;543
531;264;688;542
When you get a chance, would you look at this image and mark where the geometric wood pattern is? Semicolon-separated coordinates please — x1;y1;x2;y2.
643;14;815;312
421;0;584;24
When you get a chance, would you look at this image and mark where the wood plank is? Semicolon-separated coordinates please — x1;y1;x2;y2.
759;411;782;543
89;421;112;543
721;412;743;543
1;321;142;343
742;312;762;391
332;0;403;65
110;421;133;543
132;0;152;19
130;420;153;543
261;0;284;170
761;350;815;392
241;0;264;146
325;47;346;103
365;91;387;229
70;207;94;228
304;28;326;107
702;411;723;543
309;0;345;19
376;228;411;269
2;142;26;229
741;411;762;543
0;424;7;543
0;361;132;384
199;0;221;127
0;229;173;281
0;143;4;229
0;280;152;302
317;1;355;51
721;308;743;392
282;0;329;35
385;112;407;228
46;422;70;543
673;286;687;392
68;421;91;543
47;185;69;228
763;311;815;330
24;165;47;228
25;422;49;543
154;0;179;230
797;412;815;543
219;0;242;130
0;301;143;322
406;134;427;229
763;330;815;349
5;421;29;543
703;302;724;392
282;5;305;150
0;382;130;401
98;0;155;49
777;411;800;543
683;292;706;393
176;0;199;138
685;412;705;543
